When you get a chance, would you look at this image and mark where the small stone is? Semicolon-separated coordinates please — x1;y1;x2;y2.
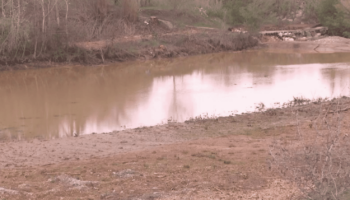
314;33;321;38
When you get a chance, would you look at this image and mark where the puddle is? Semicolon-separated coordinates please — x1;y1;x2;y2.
0;51;350;139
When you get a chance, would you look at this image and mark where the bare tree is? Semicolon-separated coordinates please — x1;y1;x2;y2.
140;0;151;7
0;0;140;62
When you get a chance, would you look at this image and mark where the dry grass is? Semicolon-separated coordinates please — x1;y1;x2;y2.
270;98;350;199
121;0;139;22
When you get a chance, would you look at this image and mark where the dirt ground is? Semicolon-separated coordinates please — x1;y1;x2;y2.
1;97;350;200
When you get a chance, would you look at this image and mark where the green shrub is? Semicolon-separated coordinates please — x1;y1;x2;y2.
277;1;296;17
317;0;350;38
343;31;350;38
239;0;275;31
224;0;246;26
224;0;275;31
302;0;319;23
207;9;225;20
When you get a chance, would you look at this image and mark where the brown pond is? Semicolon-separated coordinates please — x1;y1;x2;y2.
1;51;350;140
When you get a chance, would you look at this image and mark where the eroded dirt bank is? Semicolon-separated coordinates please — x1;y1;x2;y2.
0;28;258;71
1;97;350;199
7;32;350;71
4;20;350;71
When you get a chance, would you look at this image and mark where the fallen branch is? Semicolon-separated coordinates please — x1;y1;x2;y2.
328;107;350;114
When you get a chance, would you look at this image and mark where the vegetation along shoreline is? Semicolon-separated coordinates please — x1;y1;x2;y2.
0;0;349;70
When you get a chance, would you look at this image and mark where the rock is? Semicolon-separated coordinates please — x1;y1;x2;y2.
314;26;328;34
198;7;208;16
149;16;158;25
305;31;312;38
297;37;308;41
239;172;248;179
159;45;166;50
49;174;98;190
283;37;294;42
148;16;174;30
18;184;31;190
0;187;19;195
296;10;303;18
314;33;321;38
158;19;174;30
229;27;247;33
113;169;139;178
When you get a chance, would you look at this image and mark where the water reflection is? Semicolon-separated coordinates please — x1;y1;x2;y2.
0;51;350;140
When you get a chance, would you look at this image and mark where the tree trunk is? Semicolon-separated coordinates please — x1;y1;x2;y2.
41;0;45;33
55;0;60;26
65;0;69;39
1;0;5;17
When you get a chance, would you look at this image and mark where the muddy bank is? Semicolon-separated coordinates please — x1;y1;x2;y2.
0;29;258;71
1;97;350;199
3;29;350;71
79;30;259;63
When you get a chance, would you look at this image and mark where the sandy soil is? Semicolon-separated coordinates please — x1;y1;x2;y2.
1;97;350;200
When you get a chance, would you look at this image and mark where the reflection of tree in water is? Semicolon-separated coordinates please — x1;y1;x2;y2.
149;52;278;87
0;127;24;141
57;65;156;137
0;64;156;139
170;76;178;121
167;76;189;122
325;68;337;96
146;51;347;80
320;66;350;96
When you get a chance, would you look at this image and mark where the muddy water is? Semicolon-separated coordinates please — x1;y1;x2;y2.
1;51;350;140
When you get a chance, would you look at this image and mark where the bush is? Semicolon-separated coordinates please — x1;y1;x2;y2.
121;0;139;22
302;0;319;23
207;9;225;20
224;0;275;31
270;99;350;199
239;0;275;31
317;0;350;38
223;0;246;26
